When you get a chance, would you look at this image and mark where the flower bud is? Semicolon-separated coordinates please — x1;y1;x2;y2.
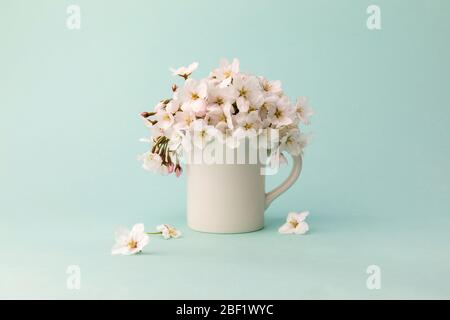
175;164;182;178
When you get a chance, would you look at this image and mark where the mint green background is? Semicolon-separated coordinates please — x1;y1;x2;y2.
1;0;449;299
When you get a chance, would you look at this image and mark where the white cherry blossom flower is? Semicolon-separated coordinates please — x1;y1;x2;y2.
111;223;149;255
174;110;196;130
155;109;174;130
268;96;294;128
166;99;181;114
207;85;236;110
179;79;208;116
259;77;283;97
206;105;234;131
258;99;276;125
234;111;262;137
280;128;302;155
139;151;163;172
170;61;199;79
281;129;311;156
278;211;310;234
191;119;218;149
139;58;312;177
210;58;240;87
232;75;264;113
167;129;185;152
156;224;181;239
295;97;313;125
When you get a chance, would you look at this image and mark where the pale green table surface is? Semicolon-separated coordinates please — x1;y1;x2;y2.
1;0;449;299
1;211;449;299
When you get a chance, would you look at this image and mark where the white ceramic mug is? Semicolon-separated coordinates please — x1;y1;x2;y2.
186;155;302;233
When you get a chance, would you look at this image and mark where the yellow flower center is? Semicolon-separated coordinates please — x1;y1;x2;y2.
191;92;199;100
290;220;299;228
216;97;224;106
128;240;137;249
274;109;283;118
223;70;232;78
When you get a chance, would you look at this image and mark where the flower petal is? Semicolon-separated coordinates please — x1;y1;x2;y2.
231;58;240;73
114;227;130;244
127;247;141;255
286;212;298;223
111;243;128;255
161;229;171;239
130;223;145;236
133;231;146;243
137;234;150;250
278;222;295;234
172;229;181;238
188;61;199;72
156;224;167;232
297;211;309;222
294;222;309;235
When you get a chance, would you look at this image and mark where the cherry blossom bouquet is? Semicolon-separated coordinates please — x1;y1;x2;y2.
139;59;313;176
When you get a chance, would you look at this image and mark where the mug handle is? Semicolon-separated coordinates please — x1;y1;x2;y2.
265;155;302;209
